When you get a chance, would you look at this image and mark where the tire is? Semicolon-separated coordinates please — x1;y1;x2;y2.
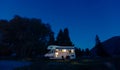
66;56;70;59
62;56;64;60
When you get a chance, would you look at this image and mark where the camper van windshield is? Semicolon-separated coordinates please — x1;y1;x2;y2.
48;50;54;53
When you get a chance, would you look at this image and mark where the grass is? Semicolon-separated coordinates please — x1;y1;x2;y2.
2;56;120;70
14;57;120;70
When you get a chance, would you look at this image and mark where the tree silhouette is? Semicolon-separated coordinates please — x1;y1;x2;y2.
81;49;85;56
95;35;109;57
55;29;64;45
85;48;91;56
63;28;73;46
55;28;73;46
0;15;53;58
48;32;55;45
75;47;83;58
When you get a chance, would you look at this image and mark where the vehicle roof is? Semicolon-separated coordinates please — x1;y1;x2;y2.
47;45;74;49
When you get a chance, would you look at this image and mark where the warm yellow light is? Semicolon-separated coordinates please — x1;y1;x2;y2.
56;49;58;51
71;49;74;53
55;52;58;57
55;52;58;55
62;49;67;52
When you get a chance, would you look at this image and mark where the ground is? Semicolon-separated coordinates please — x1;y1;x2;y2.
14;57;120;70
0;60;31;70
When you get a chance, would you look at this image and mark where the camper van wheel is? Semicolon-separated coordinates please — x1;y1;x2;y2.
66;56;70;59
62;56;64;60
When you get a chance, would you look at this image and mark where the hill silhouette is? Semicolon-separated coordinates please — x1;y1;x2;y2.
91;36;120;57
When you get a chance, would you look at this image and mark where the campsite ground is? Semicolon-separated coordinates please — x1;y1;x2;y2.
14;57;120;70
0;60;31;70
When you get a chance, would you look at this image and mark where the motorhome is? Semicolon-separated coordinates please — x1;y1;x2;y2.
44;45;76;59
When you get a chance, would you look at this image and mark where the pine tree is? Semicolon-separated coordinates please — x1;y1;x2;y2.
55;28;73;46
75;47;82;58
81;49;85;56
85;48;91;56
48;32;55;45
63;28;73;46
96;35;101;45
95;35;109;57
55;29;64;45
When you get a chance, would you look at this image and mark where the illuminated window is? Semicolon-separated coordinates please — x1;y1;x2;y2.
62;49;67;52
55;52;58;57
56;49;59;51
71;49;74;53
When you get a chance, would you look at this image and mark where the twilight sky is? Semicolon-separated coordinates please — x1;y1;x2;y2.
0;0;120;49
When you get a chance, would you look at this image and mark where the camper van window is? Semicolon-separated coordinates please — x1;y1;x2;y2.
48;50;54;53
71;55;74;57
62;49;67;52
71;49;74;53
56;49;59;52
52;50;54;53
55;52;58;57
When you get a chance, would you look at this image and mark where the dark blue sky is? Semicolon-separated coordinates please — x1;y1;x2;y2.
0;0;120;49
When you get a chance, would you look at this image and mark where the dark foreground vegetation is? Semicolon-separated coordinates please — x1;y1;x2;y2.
14;57;120;70
0;15;74;58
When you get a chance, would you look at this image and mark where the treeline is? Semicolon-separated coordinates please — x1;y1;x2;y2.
75;47;91;58
75;35;110;58
0;15;110;59
48;28;73;46
0;15;53;58
0;15;74;58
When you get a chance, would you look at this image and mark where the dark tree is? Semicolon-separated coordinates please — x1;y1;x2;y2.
63;28;73;46
75;47;82;58
85;48;91;56
48;32;55;45
0;20;12;56
55;28;73;46
1;15;53;58
95;35;101;45
95;35;109;57
55;29;64;45
81;49;85;56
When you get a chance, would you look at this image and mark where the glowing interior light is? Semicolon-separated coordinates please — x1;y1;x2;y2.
56;49;58;51
62;49;67;52
55;52;58;57
55;52;58;55
71;49;74;53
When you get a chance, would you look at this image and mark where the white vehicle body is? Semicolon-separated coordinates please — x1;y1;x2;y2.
44;45;76;59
